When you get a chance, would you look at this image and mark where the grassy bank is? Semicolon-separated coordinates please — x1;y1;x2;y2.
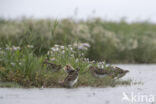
0;17;154;87
0;44;131;88
0;18;156;63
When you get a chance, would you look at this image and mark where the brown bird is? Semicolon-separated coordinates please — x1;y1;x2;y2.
59;67;80;88
89;66;111;78
111;66;129;79
89;66;129;79
43;60;62;72
63;64;75;74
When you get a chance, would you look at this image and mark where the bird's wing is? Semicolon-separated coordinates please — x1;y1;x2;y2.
94;69;108;75
64;72;78;82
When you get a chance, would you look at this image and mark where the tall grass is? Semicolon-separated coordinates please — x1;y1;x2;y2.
0;18;156;63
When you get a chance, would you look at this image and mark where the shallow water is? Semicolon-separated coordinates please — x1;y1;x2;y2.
0;64;156;104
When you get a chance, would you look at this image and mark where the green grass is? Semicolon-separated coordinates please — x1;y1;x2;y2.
0;18;156;63
1;17;153;87
0;44;131;88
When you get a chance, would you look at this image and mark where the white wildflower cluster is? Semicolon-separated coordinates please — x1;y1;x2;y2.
47;44;91;63
50;44;65;52
83;58;90;63
47;44;75;58
10;62;22;66
48;44;64;54
12;46;20;51
83;58;96;64
73;42;90;51
5;46;20;51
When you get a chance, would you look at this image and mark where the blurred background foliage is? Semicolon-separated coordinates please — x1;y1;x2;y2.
0;18;156;63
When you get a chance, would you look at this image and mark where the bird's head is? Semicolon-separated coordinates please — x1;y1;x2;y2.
76;67;80;72
89;66;95;71
64;64;74;73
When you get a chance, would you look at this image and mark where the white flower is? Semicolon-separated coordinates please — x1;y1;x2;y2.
91;60;95;63
55;47;59;51
78;44;88;50
51;47;55;51
70;47;73;51
27;45;34;48
86;58;89;61
19;62;22;65
11;62;15;66
97;62;104;69
51;47;59;52
83;43;90;48
54;44;59;48
73;42;90;51
12;46;20;51
60;46;64;49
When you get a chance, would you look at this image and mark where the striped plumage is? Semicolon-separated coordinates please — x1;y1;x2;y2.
63;64;75;74
89;66;129;79
111;66;129;79
60;67;80;88
89;66;110;78
43;60;62;72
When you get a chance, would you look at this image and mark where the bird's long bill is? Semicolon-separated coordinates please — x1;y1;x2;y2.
76;68;80;72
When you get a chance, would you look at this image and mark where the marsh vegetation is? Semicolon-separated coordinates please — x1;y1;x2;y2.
1;18;155;87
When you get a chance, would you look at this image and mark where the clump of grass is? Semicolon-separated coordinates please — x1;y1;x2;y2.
0;45;48;87
0;44;131;88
